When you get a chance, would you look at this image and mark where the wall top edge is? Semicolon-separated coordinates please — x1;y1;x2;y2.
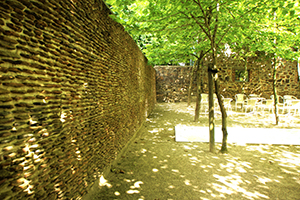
154;65;192;68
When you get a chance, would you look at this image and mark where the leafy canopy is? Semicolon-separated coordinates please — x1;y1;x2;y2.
105;0;300;64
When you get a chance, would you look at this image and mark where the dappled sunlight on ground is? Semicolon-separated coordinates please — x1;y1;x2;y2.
164;102;300;129
84;103;300;200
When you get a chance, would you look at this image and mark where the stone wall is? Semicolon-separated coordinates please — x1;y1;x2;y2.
0;0;156;199
155;56;299;102
155;66;194;102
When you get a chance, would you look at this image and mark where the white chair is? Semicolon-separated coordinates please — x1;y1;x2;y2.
250;95;265;107
235;94;246;111
283;95;297;106
257;99;273;113
244;98;258;113
270;95;284;104
279;95;297;114
283;99;300;115
248;94;259;99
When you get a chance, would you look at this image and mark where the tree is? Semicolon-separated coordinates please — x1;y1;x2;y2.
210;0;299;125
173;0;266;153
193;50;209;122
106;0;300;152
228;0;300;124
257;1;300;125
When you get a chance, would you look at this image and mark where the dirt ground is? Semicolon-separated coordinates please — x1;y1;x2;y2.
84;102;300;200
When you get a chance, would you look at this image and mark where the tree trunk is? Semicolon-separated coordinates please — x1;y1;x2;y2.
194;60;202;122
194;51;205;122
209;41;217;153
208;3;219;153
272;13;280;125
242;58;248;93
209;38;218;153
272;58;279;125
208;63;215;153
214;77;228;153
187;62;197;107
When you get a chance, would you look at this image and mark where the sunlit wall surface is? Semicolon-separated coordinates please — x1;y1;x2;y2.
0;0;156;199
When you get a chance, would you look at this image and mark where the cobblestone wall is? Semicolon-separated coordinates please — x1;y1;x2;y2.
0;0;156;199
155;66;194;102
155;56;299;102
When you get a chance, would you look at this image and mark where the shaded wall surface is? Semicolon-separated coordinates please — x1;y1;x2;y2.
0;0;156;199
155;66;193;102
155;57;299;102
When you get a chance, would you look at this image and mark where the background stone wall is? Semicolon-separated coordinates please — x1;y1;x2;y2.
155;66;194;102
155;56;299;102
0;0;156;199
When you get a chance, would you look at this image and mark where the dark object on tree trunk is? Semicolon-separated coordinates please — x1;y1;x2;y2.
208;68;219;74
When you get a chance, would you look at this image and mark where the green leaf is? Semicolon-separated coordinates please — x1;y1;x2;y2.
272;7;277;12
290;10;295;17
282;9;288;15
287;3;294;9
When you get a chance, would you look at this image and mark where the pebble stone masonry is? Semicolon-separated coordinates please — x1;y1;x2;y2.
0;0;156;199
155;56;299;102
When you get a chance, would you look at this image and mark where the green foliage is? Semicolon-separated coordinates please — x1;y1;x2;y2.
229;0;300;61
105;0;300;64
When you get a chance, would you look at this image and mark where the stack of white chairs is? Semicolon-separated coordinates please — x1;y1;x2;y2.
282;95;299;115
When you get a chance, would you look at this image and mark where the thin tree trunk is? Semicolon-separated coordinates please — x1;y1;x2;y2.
208;63;215;153
272;58;279;125
188;62;197;107
209;46;217;153
214;77;228;153
194;60;201;122
194;51;205;122
242;58;248;93
206;3;218;153
272;13;279;125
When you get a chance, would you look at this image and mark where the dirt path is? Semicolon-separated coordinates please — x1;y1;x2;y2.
84;103;300;200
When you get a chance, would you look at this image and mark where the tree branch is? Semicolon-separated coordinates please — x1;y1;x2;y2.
190;13;212;41
201;48;211;57
217;26;231;47
192;0;210;31
225;7;236;20
192;0;206;18
191;53;199;59
212;3;219;44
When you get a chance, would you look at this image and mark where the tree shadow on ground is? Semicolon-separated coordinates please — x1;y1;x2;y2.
84;103;300;200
